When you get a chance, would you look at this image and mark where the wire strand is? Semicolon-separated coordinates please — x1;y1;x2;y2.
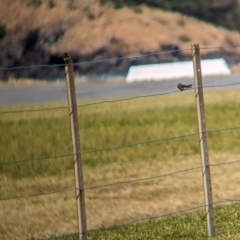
0;105;69;115
201;43;240;50
82;126;240;155
0;48;192;71
1;82;240;115
0;187;75;201
88;199;240;233
85;159;240;190
85;166;202;190
1;126;240;166
82;132;198;155
34;198;240;239
1;159;239;201
1;43;240;71
0;153;77;165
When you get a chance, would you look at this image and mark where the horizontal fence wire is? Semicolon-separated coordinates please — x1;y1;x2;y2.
74;82;240;108
0;89;180;115
0;187;75;201
37;232;79;240
1;82;240;115
88;199;240;233
82;132;198;155
37;198;240;240
37;199;240;240
0;153;77;165
82;126;240;155
1;159;240;201
0;48;192;71
85;158;240;190
0;105;69;115
1;43;240;71
1;126;240;166
201;43;240;50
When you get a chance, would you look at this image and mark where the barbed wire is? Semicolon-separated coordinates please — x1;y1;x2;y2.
36;232;78;240
76;81;240;109
204;82;240;89
1;43;240;71
0;152;77;165
1;159;239;201
1;81;240;115
82;126;240;155
82;132;198;155
85;165;202;191
201;43;240;50
88;199;240;233
0;88;180;115
34;198;240;239
77;89;181;109
0;48;192;71
85;158;240;190
89;205;206;232
1;125;240;166
0;187;75;201
0;105;69;115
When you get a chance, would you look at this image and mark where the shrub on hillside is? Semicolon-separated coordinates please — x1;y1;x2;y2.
0;24;6;40
100;0;240;31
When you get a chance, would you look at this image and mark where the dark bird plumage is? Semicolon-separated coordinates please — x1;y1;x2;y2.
63;52;71;63
177;83;192;91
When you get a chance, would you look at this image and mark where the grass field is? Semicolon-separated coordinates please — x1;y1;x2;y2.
44;203;240;240
0;88;240;239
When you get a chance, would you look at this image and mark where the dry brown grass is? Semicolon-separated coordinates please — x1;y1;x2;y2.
1;152;240;239
0;154;240;240
1;0;240;56
1;92;240;239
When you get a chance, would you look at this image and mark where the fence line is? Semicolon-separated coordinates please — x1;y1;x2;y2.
82;126;240;155
1;125;240;166
40;198;239;239
0;152;77;165
1;82;240;115
85;158;240;190
0;105;69;115
35;199;240;240
1;158;239;202
1;44;240;239
1;43;240;71
88;199;240;233
0;48;192;71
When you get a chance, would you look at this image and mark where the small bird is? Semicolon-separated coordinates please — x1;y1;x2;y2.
177;83;192;91
63;52;71;63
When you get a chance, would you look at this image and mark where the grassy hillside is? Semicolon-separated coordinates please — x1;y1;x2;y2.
1;0;240;57
1;0;240;79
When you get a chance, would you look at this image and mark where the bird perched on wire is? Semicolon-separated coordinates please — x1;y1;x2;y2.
63;52;71;63
177;83;192;91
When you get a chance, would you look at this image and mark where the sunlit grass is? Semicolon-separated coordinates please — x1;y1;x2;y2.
0;89;240;239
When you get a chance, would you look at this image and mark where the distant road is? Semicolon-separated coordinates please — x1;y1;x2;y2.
0;74;240;106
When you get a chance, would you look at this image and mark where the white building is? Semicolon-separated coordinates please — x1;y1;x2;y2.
126;58;231;83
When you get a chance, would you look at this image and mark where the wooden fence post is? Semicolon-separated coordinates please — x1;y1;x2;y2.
63;52;87;240
192;44;215;237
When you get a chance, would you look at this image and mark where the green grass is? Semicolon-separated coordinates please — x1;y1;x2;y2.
41;203;240;240
1;88;240;239
1;89;240;179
